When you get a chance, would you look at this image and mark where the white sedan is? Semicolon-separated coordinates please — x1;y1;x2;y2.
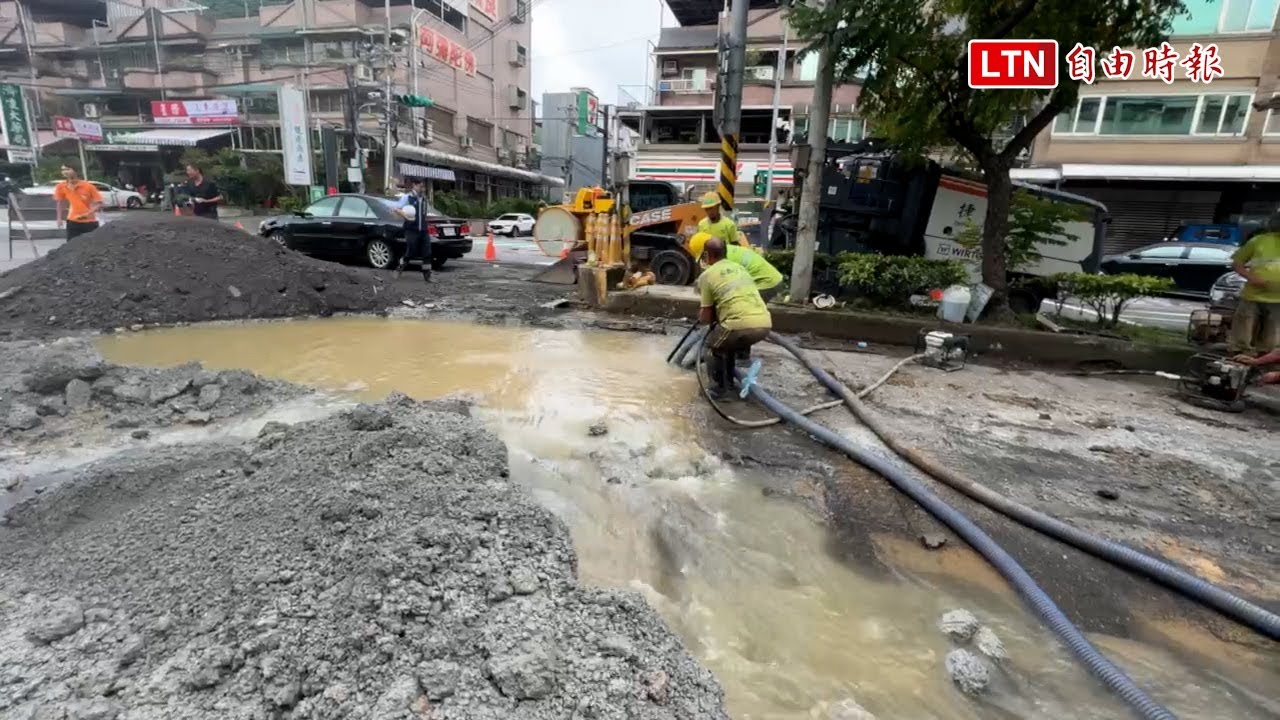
22;181;145;209
487;213;535;236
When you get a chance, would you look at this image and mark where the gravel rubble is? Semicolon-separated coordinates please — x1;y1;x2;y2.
0;390;728;719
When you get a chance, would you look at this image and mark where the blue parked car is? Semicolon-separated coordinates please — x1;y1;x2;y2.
1162;223;1249;246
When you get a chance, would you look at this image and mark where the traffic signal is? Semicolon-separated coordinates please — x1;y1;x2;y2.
753;170;766;196
394;94;434;108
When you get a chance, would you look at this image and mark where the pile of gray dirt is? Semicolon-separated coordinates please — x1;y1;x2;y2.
0;396;729;720
0;215;401;337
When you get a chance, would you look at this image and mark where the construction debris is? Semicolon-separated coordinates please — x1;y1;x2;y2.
0;215;402;337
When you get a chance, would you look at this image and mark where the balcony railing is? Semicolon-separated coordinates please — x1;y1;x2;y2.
657;77;715;94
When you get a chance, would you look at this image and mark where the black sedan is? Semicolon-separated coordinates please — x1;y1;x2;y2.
1099;242;1236;295
258;193;473;270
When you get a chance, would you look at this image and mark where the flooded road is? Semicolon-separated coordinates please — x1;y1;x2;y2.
98;317;1279;720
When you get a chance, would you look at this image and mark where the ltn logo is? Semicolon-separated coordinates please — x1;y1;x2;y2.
967;40;1060;89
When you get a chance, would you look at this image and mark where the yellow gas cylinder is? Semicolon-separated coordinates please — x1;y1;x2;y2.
600;212;614;265
621;217;631;268
608;214;622;266
584;213;597;265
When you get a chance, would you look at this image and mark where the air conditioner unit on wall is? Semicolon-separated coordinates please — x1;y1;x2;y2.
460;136;474;149
507;85;521;109
82;103;100;118
509;40;527;67
662;60;679;76
354;64;373;83
418;118;434;145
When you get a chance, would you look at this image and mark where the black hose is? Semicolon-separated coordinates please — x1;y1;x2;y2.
666;322;700;364
743;379;1178;720
767;332;1280;641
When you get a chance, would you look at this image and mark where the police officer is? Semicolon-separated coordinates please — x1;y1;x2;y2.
393;178;432;282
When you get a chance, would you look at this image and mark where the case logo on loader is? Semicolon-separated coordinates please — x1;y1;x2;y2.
629;207;673;227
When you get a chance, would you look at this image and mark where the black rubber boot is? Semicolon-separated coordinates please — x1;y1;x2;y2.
422;269;432;283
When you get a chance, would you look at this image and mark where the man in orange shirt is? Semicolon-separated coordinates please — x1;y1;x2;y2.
54;165;104;240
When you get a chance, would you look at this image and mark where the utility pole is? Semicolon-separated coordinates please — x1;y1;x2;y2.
764;21;787;201
382;0;395;192
788;41;834;302
715;0;749;211
150;8;167;101
600;104;610;189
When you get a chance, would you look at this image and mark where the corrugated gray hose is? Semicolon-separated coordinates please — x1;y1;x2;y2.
765;331;1280;642
740;373;1178;720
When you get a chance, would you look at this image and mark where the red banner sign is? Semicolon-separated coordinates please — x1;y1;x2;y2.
53;115;104;142
419;26;476;77
471;0;497;19
150;99;239;125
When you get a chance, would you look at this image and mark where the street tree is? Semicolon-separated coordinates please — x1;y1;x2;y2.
788;0;1189;306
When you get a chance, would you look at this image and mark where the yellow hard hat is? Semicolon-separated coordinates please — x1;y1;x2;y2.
687;231;713;259
699;192;720;209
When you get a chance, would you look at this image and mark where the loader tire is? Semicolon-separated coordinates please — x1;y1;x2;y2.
651;249;693;286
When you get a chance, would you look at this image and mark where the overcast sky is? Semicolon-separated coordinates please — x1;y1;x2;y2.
530;0;666;109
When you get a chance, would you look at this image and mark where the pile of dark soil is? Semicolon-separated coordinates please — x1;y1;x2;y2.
0;215;402;336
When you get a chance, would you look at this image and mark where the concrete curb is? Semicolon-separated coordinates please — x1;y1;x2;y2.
605;287;1196;373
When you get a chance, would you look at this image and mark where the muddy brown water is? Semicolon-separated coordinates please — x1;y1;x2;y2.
96;317;1278;720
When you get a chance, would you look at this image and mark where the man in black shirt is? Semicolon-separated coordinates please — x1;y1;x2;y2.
184;163;222;219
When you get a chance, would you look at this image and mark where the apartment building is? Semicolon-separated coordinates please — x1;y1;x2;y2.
0;0;559;200
1014;0;1280;252
618;1;862;203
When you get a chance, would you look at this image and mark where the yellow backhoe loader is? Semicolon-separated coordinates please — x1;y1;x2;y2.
531;181;745;286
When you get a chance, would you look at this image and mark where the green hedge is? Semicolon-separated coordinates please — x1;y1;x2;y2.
432;191;541;219
838;254;970;306
1049;272;1174;328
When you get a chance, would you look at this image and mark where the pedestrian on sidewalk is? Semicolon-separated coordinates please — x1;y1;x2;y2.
53;165;103;241
1228;210;1280;352
183;164;222;220
392;178;432;282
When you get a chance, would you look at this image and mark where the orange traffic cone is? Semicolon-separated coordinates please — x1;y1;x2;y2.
234;221;245;231
172;204;181;217
484;233;497;262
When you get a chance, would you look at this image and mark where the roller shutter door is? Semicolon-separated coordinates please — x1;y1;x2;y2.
1067;187;1219;255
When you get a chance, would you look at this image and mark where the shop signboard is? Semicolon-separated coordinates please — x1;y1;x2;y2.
278;85;313;186
151;99;240;125
0;83;34;163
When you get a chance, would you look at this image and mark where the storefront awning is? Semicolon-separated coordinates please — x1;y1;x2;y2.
397;162;456;182
394;144;565;187
113;128;235;147
1012;164;1280;183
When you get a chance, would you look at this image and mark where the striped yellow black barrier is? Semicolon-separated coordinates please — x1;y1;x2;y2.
717;133;738;210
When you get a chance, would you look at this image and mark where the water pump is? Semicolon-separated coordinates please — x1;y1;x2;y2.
916;330;969;372
1178;353;1254;413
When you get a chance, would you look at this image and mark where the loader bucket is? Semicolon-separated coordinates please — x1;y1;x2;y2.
531;254;579;285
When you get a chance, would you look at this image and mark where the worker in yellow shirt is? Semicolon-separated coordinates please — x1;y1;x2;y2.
1229;211;1280;352
697;192;740;248
687;231;783;300
696;237;772;401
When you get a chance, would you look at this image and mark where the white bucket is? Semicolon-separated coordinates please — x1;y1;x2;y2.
937;285;972;324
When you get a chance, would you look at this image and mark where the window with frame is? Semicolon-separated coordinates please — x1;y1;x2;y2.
1266;96;1280;135
418;0;467;33
305;197;341;217
467;117;494;147
796;52;818;81
336;197;377;219
310;93;346;114
1187;246;1233;261
829;117;866;143
261;41;306;67
1137;245;1186;258
1171;0;1278;34
1053;94;1251;136
427;106;456;137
